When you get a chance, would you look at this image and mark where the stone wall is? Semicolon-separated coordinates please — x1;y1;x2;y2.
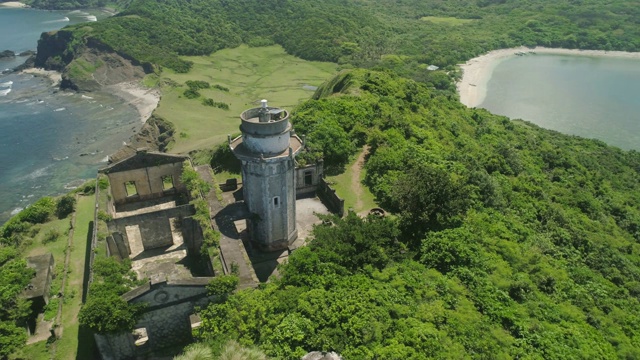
317;178;345;217
106;232;131;260
95;280;213;359
94;332;136;360
295;161;324;198
181;216;204;256
107;162;186;206
107;205;194;251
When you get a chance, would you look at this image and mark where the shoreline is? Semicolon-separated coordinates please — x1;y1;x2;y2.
20;67;160;124
21;67;62;87
457;46;640;108
0;1;29;8
105;81;161;124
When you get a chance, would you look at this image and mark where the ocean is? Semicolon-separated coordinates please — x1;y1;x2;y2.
0;8;140;223
480;54;640;151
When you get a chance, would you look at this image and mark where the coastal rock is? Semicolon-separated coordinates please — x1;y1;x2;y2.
0;50;15;58
19;50;36;56
35;30;147;92
12;55;36;72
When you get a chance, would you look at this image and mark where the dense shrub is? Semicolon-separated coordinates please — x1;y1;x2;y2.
56;195;76;219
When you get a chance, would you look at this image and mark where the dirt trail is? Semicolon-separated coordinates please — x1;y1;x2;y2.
351;146;369;212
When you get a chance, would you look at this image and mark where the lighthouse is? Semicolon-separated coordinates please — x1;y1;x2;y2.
229;100;303;251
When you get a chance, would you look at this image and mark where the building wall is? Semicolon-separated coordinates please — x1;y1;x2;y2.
317;178;345;217
95;283;213;360
295;161;324;197
242;157;297;250
107;205;195;251
243;132;290;155
107;162;186;206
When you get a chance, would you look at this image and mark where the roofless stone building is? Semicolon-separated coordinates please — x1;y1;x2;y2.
230;100;303;251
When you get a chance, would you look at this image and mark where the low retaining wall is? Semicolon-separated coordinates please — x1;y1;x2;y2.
317;178;344;217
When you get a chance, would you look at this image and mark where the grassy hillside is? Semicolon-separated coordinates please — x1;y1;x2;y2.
37;0;640;89
149;45;336;154
196;69;640;359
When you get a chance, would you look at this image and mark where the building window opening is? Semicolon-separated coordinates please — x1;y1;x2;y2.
125;181;138;197
273;196;280;207
162;175;174;190
304;170;313;186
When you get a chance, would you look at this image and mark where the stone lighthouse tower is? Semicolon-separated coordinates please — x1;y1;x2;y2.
230;100;303;251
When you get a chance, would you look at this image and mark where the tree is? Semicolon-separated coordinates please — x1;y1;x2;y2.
307;118;355;172
207;275;239;300
79;294;145;334
391;163;470;245
0;321;26;359
56;195;76;219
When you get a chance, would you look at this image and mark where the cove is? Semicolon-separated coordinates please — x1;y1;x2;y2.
480;54;640;151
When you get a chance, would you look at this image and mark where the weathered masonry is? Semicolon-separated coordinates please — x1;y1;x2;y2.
95;150;215;359
230;100;303;251
100;148;188;207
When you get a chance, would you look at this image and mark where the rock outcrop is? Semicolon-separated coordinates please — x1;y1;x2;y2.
35;30;149;92
0;50;15;58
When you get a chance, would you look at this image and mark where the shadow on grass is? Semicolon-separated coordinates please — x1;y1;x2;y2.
81;221;93;303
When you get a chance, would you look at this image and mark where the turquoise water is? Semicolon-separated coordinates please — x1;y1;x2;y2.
0;8;140;223
480;54;640;151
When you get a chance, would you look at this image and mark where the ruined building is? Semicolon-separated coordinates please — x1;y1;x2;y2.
95;150;214;359
230;100;303;251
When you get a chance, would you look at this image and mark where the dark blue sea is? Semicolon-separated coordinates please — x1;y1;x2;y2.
0;8;140;223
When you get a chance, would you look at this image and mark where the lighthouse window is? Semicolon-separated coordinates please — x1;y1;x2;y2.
273;196;280;207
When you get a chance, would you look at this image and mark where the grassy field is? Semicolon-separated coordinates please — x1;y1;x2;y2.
18;195;96;360
420;16;475;25
150;45;337;154
326;148;377;215
53;195;95;360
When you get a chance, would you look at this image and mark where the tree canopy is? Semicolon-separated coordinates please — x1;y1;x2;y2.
36;0;640;84
196;69;640;359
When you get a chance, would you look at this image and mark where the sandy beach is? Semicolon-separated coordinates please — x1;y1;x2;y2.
21;68;160;123
457;46;640;108
0;1;29;7
21;67;62;86
106;81;161;124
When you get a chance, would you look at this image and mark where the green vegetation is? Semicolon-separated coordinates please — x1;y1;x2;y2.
194;69;640;358
17;0;640;358
173;340;267;360
0;195;60;358
420;16;476;25
79;257;145;333
325;148;377;214
3;189;96;359
55;195;76;219
181;161;220;253
152;45;336;154
66;58;99;81
36;0;640;91
53;195;96;359
0;258;33;358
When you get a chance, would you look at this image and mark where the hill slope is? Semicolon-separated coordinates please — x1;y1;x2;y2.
34;0;640;89
196;69;640;359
